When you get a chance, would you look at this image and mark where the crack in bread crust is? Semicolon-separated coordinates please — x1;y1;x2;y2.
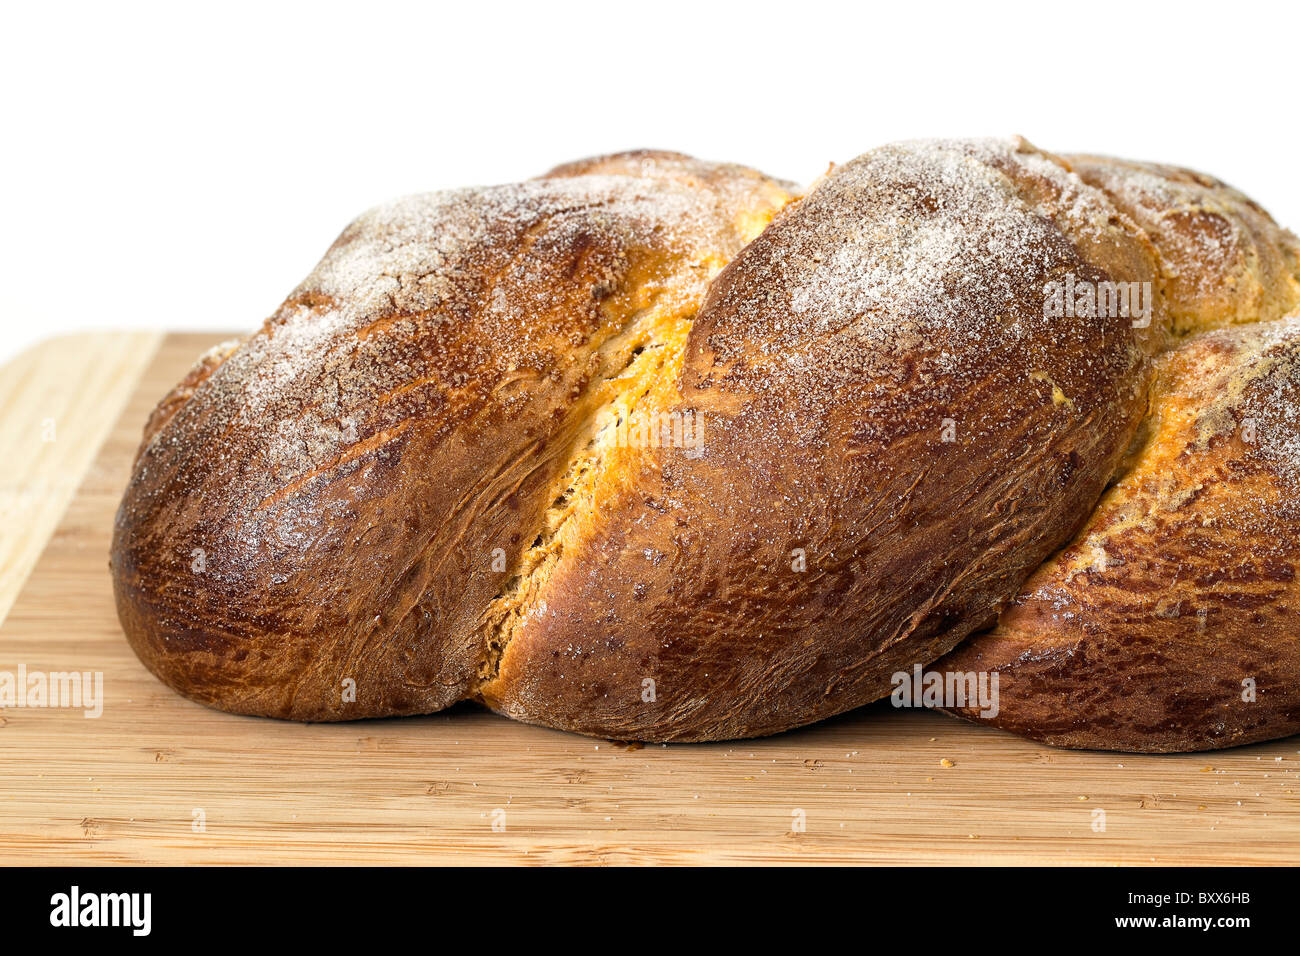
473;297;696;691
481;138;1172;741
112;151;791;722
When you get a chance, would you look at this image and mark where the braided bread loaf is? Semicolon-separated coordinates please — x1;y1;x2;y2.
111;139;1300;749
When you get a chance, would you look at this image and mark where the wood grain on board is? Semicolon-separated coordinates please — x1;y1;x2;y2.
0;332;1297;865
0;332;162;622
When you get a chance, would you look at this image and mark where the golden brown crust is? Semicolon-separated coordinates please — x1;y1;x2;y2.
113;139;1300;748
136;338;242;463
544;149;797;213
482;137;1164;740
112;158;790;720
937;313;1300;751
1065;155;1300;334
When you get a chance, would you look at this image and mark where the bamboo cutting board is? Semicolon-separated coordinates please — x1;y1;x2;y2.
1;332;1299;866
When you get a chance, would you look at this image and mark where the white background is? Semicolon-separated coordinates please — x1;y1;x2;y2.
3;0;1297;364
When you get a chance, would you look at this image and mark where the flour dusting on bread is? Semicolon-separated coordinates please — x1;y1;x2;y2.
114;139;1300;748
